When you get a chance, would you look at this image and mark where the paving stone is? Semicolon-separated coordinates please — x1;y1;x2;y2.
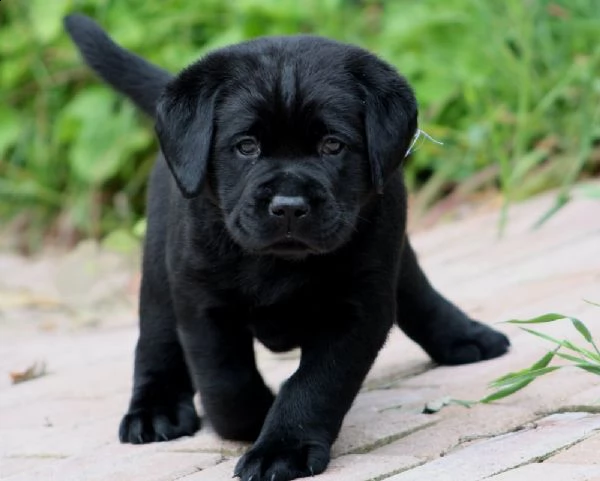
547;433;600;465
333;388;438;456
486;463;600;481
371;403;536;460
429;235;600;307
160;425;249;457
0;331;135;396
561;384;600;409
0;458;57;478
179;454;424;481
4;445;222;481
1;419;118;458
362;329;433;390
385;413;600;481
302;454;423;481
162;385;437;459
413;195;600;263
0;397;126;431
174;459;238;481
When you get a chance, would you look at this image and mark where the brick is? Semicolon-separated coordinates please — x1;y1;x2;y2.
333;388;437;457
4;445;222;481
173;459;238;481
371;403;535;460
486;463;600;481
313;454;422;481
180;454;424;481
385;413;600;481
161;425;249;457
0;458;57;478
547;433;600;465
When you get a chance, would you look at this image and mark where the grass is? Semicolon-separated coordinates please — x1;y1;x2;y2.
460;301;600;406
0;0;599;250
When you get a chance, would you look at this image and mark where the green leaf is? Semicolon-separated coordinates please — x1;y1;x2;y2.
0;53;33;89
28;0;71;43
583;300;600;308
132;218;147;238
556;352;587;364
492;349;557;385
0;23;33;56
60;88;152;185
520;327;600;362
560;339;600;363
482;346;563;403
533;194;571;230
480;379;534;403
0;108;22;158
506;313;567;324
518;328;600;361
518;327;565;346
101;229;141;255
576;364;600;376
571;318;593;343
489;366;561;389
531;348;559;369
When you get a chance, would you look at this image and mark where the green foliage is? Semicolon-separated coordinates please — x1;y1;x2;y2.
1;0;599;247
478;303;600;403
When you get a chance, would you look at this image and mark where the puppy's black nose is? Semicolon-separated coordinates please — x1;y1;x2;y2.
269;195;310;220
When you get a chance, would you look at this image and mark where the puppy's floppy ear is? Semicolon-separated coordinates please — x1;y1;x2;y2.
355;58;418;194
155;68;219;198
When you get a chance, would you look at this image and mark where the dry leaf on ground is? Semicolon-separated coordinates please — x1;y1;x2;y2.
10;361;47;384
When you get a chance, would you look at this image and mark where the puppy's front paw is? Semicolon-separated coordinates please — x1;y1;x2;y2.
119;396;200;444
435;320;510;365
234;438;330;481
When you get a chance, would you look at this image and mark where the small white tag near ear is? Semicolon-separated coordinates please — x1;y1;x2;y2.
404;128;443;158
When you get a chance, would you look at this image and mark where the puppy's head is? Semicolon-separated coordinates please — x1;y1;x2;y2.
156;37;417;259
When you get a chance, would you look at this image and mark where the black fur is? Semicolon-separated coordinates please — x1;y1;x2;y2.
65;14;510;481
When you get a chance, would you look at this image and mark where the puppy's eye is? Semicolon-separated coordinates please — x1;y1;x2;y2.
236;137;261;157
319;137;345;156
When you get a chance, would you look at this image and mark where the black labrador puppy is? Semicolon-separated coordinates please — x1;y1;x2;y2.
65;14;509;481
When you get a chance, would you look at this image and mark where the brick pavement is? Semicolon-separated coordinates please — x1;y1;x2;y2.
1;185;599;480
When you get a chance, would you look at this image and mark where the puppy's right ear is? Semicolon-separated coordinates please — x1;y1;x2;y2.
155;73;218;198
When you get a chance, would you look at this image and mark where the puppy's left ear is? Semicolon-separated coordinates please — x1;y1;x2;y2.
357;59;418;194
155;71;219;199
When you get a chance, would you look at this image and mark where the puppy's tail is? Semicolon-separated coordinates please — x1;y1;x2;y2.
64;14;173;117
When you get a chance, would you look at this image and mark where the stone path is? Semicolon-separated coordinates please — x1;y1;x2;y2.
1;185;599;481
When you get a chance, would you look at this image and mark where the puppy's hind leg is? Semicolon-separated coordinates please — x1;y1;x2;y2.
119;262;200;444
395;238;510;365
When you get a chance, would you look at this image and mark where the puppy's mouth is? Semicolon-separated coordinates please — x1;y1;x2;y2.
261;237;318;258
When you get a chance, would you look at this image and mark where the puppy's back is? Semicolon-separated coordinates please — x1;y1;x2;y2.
64;14;172;116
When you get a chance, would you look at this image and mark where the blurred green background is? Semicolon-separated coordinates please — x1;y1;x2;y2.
1;0;599;251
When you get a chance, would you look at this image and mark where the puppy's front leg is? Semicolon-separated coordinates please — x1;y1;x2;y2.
173;291;275;442
235;293;394;481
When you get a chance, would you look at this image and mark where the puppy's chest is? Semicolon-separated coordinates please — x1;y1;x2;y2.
215;259;337;352
241;276;324;352
234;258;316;304
246;301;316;352
248;315;301;352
